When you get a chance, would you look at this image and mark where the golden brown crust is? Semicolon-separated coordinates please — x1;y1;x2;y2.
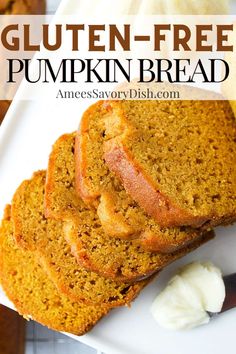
75;102;105;206
45;133;86;220
3;204;11;221
45;134;67;220
104;139;207;228
97;191;138;239
75;132;99;207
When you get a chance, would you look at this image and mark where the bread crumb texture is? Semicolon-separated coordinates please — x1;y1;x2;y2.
12;170;149;306
0;210;109;335
104;97;236;228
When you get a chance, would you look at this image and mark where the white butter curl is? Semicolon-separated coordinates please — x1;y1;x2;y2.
151;262;226;330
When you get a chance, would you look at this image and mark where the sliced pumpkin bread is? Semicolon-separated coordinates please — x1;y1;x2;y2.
0;206;109;335
103;96;236;228
64;216;213;282
45;134;214;282
75;101;206;253
12;171;149;305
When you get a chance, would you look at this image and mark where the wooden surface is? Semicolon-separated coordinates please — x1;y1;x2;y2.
0;305;26;354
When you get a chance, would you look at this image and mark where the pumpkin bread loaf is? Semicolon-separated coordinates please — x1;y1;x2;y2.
0;206;109;335
75;101;205;253
103;96;236;228
45;133;214;282
11;171;150;306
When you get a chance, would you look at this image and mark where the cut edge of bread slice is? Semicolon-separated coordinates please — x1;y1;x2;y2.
103;99;236;228
64;217;215;282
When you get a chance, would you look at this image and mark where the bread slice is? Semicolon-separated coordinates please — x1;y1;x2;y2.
44;133;214;282
0;206;109;335
103;97;236;228
75;101;205;253
64;217;213;282
12;171;149;306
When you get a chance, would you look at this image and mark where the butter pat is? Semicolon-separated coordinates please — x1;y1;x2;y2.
151;262;226;330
